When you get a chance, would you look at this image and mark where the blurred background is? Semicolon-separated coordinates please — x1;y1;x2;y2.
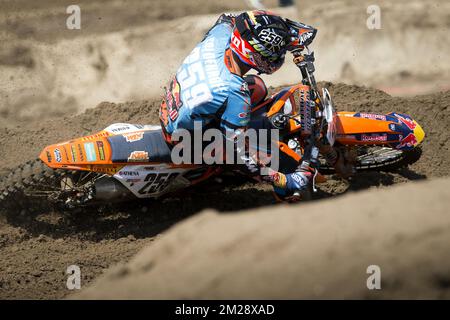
0;0;449;125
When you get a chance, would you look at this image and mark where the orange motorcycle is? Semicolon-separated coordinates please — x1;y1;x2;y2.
0;48;424;212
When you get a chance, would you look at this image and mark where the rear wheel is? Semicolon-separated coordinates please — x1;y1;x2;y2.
319;146;422;174
0;159;101;215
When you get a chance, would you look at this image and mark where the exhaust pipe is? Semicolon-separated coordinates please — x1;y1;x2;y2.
94;177;134;202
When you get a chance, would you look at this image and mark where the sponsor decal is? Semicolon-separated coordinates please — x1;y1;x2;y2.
96;141;105;160
84;142;97;162
248;38;277;60
128;151;149;162
118;171;140;176
165;76;183;122
357;113;387;121
298;31;314;46
54;148;62;163
361;134;388;142
81;131;110;141
389;123;397;132
63;146;70;161
70;145;77;162
238;112;248;119
240;81;249;94
111;126;131;133
395;114;416;130
46;151;52;163
77;144;85;162
397;133;417;149
87;165;121;174
122;132;144;143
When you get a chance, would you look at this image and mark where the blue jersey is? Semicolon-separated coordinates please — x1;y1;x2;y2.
161;22;251;135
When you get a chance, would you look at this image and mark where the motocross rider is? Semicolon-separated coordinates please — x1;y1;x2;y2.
159;10;347;201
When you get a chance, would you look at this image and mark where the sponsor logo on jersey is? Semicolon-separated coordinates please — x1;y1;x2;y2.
240;81;249;94
238;112;248;119
165;77;183;122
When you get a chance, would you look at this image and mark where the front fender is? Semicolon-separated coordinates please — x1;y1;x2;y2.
335;112;425;150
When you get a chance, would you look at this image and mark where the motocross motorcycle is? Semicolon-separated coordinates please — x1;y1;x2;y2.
0;48;425;213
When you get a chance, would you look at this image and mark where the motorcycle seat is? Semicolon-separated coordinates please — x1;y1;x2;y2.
108;130;172;163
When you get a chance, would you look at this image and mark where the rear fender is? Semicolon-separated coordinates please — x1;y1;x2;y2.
38;130;123;174
39;123;206;175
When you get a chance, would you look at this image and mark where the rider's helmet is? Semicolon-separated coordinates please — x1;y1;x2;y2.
230;10;291;74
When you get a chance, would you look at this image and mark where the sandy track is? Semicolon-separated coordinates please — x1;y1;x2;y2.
0;83;449;299
73;177;450;299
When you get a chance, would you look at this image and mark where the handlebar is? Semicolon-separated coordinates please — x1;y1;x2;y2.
291;47;326;193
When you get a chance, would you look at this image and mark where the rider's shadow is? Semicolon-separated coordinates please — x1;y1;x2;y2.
1;182;277;241
314;168;427;199
2;168;427;240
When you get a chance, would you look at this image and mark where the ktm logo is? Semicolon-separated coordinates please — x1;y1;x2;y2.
128;151;149;162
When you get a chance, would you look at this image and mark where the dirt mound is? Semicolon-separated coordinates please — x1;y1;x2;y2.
72;177;450;299
296;0;450;91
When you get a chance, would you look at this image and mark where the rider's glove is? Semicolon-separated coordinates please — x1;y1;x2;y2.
266;168;313;203
271;170;312;191
265;167;313;191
